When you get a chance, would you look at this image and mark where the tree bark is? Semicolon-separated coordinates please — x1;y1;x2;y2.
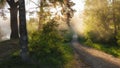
19;0;29;61
10;7;19;39
7;0;19;39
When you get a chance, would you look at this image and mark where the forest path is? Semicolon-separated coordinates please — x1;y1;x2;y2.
72;34;120;68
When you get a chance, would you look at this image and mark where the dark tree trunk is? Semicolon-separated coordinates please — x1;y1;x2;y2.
19;0;29;61
6;0;19;39
10;7;19;39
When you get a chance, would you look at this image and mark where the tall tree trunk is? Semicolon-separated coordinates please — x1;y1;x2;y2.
10;7;19;39
19;0;29;61
6;0;19;39
38;0;44;30
112;0;117;44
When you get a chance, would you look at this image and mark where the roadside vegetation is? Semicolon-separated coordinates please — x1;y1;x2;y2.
78;36;120;58
0;20;75;68
29;20;74;67
78;0;120;58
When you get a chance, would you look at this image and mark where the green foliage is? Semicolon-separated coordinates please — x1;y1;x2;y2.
84;0;120;43
0;0;6;8
85;39;93;46
96;44;120;57
49;0;64;3
79;37;120;58
116;31;120;46
29;20;73;67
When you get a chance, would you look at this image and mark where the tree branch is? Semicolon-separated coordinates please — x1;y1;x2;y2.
6;0;15;7
6;0;11;5
29;0;40;7
15;1;19;6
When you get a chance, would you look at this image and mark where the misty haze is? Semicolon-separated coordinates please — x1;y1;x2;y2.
0;18;10;41
0;0;120;68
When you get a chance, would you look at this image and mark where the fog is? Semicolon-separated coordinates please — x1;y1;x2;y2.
0;12;85;41
71;13;85;35
0;18;10;41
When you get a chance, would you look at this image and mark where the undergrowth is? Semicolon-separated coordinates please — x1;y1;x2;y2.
78;36;120;58
0;20;74;68
29;20;74;68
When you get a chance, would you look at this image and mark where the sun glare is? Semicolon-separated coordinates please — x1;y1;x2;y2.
0;0;85;39
71;14;85;34
71;0;85;14
71;0;85;34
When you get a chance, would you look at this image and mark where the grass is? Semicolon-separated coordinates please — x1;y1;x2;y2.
78;37;120;58
88;43;120;57
0;40;76;68
0;40;38;68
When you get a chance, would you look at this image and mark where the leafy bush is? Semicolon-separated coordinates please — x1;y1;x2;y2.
29;20;73;67
116;31;120;46
81;38;120;58
85;39;93;46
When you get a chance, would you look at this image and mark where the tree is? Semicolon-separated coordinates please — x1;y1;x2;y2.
84;0;113;42
19;0;29;61
63;0;74;27
0;0;19;39
6;0;19;39
0;0;6;8
84;0;120;44
29;0;74;30
110;0;120;44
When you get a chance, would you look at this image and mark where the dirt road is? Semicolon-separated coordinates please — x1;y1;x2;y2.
72;38;120;68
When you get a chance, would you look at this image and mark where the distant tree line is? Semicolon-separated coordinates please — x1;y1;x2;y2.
83;0;120;45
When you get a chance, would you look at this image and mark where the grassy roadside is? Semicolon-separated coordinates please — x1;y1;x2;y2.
0;35;78;68
0;40;80;68
78;37;120;58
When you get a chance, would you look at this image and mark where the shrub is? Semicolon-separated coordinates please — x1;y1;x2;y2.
85;39;93;46
116;31;120;46
29;20;73;67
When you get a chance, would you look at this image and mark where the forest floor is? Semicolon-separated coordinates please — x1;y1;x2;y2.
1;38;120;68
0;40;19;62
72;35;120;68
0;39;89;68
